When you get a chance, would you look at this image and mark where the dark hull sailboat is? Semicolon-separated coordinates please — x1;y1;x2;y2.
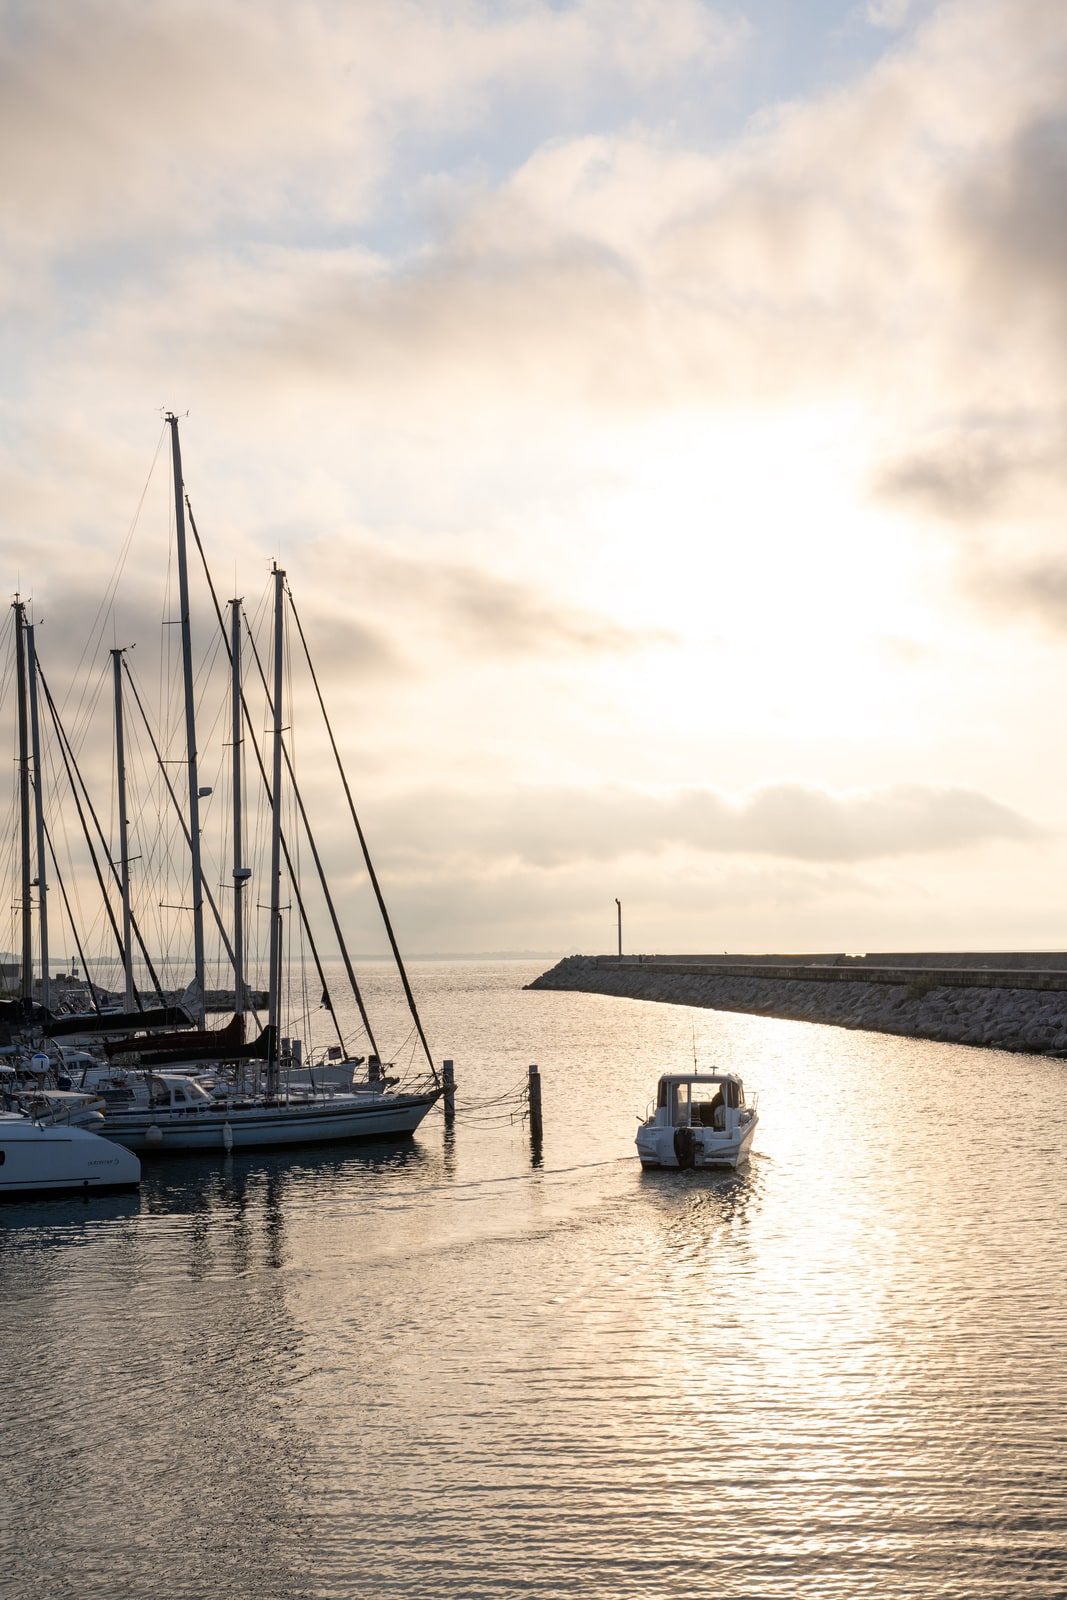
45;1005;192;1041
103;1012;247;1061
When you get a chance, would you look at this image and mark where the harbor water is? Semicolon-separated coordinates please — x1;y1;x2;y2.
2;960;1065;1599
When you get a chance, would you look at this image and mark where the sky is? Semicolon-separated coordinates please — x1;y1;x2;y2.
2;0;1067;960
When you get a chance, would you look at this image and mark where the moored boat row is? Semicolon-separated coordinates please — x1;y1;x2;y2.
90;1072;441;1152
3;417;447;1182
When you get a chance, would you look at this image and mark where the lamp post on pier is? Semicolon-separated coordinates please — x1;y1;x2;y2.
615;898;622;957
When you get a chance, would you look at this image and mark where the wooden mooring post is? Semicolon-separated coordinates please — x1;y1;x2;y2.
527;1064;543;1143
442;1059;455;1121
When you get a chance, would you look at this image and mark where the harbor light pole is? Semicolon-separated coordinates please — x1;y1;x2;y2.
615;898;622;957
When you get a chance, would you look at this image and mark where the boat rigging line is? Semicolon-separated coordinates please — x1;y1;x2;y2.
35;657;167;1005
183;494;396;1070
439;1071;532;1126
119;655;261;1025
181;499;352;1062
287;590;439;1086
59;423;168;744
41;818;103;1012
241;586;383;1068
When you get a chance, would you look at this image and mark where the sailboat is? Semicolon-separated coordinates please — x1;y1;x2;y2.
83;418;444;1154
0;603;143;1197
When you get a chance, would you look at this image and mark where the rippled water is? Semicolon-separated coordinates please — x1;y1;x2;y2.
2;961;1065;1599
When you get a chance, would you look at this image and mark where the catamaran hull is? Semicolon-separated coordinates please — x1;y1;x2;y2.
97;1091;441;1153
0;1118;141;1199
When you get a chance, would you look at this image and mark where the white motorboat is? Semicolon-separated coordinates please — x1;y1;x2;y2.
636;1071;758;1170
0;1112;141;1199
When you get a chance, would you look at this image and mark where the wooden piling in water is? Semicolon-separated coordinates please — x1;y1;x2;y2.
443;1059;455;1120
528;1064;543;1143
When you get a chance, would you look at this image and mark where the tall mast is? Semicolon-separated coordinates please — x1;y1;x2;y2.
112;648;136;1011
166;414;206;1026
230;599;248;1018
12;599;33;1000
25;625;49;1013
266;564;286;1095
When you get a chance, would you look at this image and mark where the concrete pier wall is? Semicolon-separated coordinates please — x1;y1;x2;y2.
526;954;1067;1053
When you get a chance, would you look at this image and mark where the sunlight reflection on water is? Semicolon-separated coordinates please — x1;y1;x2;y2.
1;961;1065;1599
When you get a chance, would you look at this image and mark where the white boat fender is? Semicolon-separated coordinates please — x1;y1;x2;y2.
222;1122;233;1152
146;1123;163;1147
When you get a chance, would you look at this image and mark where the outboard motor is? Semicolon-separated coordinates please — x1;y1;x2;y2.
673;1126;697;1169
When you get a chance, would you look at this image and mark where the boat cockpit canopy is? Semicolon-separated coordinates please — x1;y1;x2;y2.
149;1075;214;1108
656;1074;743;1127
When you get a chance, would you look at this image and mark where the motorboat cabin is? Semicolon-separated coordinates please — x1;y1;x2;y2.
636;1071;757;1170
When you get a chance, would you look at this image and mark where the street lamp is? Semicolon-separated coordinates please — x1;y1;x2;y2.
615;898;622;957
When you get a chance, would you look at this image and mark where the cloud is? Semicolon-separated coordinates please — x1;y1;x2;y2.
866;103;1067;536
6;0;1064;483
870;410;1067;630
964;559;1067;631
368;780;1039;871
296;538;674;661
3;0;1065;422
428;563;668;656
872;420;1066;523
949;113;1067;330
77;0;1058;443
338;854;887;955
0;0;741;268
315;782;1041;953
865;0;916;27
733;782;1036;860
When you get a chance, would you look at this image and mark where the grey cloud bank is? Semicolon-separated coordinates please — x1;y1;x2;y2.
376;781;1037;868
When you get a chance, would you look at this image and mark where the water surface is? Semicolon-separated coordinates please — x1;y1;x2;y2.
2;962;1065;1598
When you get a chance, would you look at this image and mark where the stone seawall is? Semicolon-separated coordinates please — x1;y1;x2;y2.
527;956;1067;1053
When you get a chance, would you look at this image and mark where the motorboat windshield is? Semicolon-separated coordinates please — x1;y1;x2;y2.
655;1073;744;1128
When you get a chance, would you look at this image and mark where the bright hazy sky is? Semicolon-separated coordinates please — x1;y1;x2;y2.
3;0;1066;957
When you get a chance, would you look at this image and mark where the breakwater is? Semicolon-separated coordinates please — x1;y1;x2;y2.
527;953;1067;1053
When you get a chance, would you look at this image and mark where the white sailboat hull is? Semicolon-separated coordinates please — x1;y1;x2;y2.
97;1089;441;1153
0;1114;141;1197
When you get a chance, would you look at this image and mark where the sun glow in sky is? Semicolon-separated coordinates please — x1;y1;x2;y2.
3;0;1067;956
